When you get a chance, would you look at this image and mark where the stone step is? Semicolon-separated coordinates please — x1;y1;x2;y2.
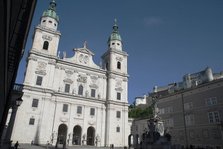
18;144;129;149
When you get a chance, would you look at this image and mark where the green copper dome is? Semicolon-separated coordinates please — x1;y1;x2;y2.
42;0;59;22
108;19;122;43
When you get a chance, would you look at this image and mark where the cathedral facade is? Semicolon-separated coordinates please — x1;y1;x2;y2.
11;1;129;147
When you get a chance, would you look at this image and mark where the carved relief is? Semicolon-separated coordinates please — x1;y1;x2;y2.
35;70;46;75
63;78;73;84
65;70;73;78
48;60;56;65
60;117;68;122
35;61;47;75
115;87;123;92
37;61;47;70
77;75;87;83
42;34;52;41
28;57;37;61
116;56;123;61
116;79;122;88
90;76;98;84
89;84;98;89
88;120;95;125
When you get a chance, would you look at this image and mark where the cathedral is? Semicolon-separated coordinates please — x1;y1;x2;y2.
11;0;130;147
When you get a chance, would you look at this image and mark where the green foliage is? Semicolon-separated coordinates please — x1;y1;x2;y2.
128;105;153;119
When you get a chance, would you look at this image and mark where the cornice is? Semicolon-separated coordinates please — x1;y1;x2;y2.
23;85;107;104
102;48;128;58
57;58;107;75
107;71;129;79
106;100;129;107
36;25;61;36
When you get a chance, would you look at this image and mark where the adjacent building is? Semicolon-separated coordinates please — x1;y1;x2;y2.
11;1;129;147
0;0;36;141
132;68;223;148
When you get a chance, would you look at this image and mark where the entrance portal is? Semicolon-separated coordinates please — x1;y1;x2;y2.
57;124;68;144
72;125;82;145
87;126;95;145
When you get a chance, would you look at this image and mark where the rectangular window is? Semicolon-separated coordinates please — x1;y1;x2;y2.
36;76;43;86
164;118;174;127
29;118;35;125
77;106;82;114
184;102;193;110
64;84;70;93
63;104;68;112
117;92;121;100
159;108;165;114
116;126;120;132
116;111;121;118
91;89;96;97
208;111;220;123
32;99;39;108
185;114;195;126
206;97;217;106
90;108;95;116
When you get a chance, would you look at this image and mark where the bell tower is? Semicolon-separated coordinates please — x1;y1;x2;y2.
102;19;129;146
102;19;128;102
31;0;60;56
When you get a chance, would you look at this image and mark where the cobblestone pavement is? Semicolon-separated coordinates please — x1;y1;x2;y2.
18;144;130;149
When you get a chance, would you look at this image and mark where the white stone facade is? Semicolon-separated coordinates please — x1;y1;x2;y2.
11;1;129;147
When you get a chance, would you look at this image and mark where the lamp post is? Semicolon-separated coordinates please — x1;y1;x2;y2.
2;98;23;149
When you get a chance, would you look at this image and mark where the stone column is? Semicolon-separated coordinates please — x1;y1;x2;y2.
2;106;18;149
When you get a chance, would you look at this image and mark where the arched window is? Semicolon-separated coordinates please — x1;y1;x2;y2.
117;61;121;69
43;41;49;50
78;85;83;95
106;62;109;70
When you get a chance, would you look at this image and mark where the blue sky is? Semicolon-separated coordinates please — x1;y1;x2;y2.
16;0;223;104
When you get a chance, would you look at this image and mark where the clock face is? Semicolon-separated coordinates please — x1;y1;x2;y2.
79;54;83;63
84;55;89;64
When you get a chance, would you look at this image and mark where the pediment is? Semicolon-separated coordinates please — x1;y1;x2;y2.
74;47;94;56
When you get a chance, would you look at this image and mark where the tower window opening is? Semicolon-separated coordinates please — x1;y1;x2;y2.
117;92;121;100
117;61;121;69
64;84;70;93
78;85;84;95
106;62;109;70
49;20;52;23
91;89;96;98
29;118;35;125
42;20;46;23
112;43;115;45
54;23;57;26
117;43;120;46
63;104;68;112
43;41;49;50
36;76;43;86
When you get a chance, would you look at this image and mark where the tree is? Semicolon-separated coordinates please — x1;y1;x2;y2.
128;106;153;119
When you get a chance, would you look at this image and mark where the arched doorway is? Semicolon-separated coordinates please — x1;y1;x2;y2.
87;126;95;145
72;125;82;145
128;134;133;147
135;134;139;145
57;124;68;145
